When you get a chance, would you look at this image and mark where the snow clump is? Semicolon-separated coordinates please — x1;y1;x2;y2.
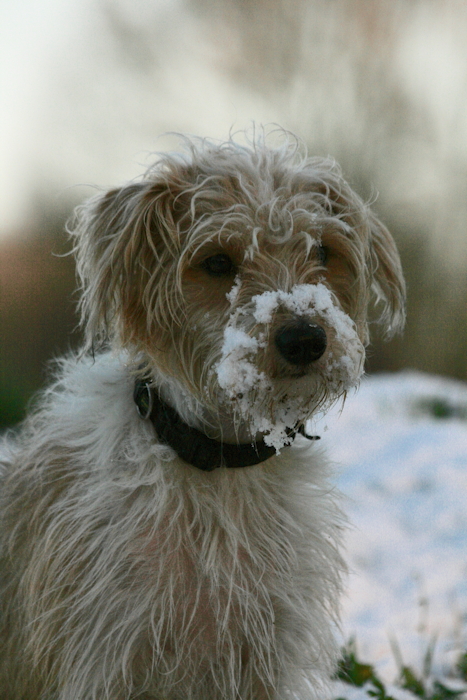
215;283;365;450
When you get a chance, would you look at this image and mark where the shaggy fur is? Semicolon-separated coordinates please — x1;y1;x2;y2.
0;130;405;700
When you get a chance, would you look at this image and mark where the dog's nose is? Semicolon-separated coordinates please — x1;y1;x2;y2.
275;321;327;366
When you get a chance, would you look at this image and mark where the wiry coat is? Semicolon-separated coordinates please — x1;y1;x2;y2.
0;131;405;700
0;355;343;700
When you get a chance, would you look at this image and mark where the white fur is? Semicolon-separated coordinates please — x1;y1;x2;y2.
0;353;344;700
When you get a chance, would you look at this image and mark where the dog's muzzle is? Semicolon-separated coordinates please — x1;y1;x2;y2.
275;321;327;366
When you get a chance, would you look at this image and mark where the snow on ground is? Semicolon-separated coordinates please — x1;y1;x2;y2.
313;371;467;696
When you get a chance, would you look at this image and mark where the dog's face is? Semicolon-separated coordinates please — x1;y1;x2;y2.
71;134;405;446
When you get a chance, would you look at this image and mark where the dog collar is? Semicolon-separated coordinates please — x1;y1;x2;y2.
133;379;318;471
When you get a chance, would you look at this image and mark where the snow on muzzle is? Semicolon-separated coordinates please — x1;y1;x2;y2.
214;283;365;451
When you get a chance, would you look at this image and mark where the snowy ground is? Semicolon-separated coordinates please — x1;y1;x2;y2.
313;371;467;698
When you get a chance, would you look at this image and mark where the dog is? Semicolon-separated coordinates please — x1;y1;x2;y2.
0;130;405;700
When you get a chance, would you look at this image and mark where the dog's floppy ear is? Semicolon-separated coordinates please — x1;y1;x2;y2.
69;180;178;350
368;211;406;338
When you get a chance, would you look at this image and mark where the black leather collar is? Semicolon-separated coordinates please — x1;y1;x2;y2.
133;379;317;472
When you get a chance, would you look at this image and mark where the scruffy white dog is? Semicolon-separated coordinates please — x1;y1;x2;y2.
0;131;405;700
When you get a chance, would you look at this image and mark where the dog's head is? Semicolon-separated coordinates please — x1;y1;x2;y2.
70;132;405;447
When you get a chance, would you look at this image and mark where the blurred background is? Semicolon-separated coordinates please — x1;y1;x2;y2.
1;0;467;427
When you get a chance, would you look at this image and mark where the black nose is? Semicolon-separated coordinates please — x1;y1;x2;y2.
275;321;327;366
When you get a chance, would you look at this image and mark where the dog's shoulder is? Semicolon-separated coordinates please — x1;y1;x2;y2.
0;352;139;473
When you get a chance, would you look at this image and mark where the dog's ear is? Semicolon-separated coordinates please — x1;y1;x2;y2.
367;211;406;338
303;165;405;341
69;180;178;350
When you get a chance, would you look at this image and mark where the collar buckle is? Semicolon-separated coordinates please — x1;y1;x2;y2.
133;380;154;420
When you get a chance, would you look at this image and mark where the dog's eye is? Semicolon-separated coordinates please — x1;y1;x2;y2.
317;244;328;266
201;253;236;277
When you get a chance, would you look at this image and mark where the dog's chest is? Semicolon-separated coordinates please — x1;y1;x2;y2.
137;499;285;657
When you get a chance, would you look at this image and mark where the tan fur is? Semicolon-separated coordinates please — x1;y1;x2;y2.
0;130;405;699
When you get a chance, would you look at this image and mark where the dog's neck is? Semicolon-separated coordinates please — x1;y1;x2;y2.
133;379;316;471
